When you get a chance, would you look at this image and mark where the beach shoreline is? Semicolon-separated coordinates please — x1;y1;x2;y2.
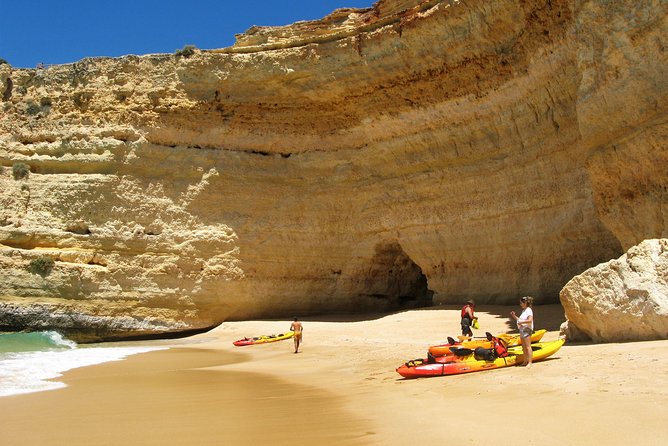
2;304;667;445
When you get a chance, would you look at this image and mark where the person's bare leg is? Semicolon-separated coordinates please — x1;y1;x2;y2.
521;336;531;367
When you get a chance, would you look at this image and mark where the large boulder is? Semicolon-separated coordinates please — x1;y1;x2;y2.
560;239;668;342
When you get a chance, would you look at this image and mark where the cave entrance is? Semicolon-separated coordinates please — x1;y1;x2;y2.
359;241;433;311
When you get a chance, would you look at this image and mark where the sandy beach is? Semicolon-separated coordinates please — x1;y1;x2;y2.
2;304;667;446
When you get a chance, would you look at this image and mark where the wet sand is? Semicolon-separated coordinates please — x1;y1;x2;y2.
2;304;667;445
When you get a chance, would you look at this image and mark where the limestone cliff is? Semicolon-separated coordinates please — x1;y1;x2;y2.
1;0;666;341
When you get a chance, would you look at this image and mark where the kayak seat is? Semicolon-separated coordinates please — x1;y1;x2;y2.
451;347;473;357
406;358;426;367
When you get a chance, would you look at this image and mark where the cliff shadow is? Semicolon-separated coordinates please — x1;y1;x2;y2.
348;240;434;315
478;303;567;333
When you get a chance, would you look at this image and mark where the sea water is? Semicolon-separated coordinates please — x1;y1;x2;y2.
0;331;168;397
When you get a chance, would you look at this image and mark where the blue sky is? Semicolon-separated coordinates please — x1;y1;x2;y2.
0;0;373;68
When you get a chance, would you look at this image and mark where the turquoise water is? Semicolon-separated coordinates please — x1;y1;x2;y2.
0;331;168;397
0;330;77;354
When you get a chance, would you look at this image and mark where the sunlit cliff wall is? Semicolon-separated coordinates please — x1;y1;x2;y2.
1;0;666;340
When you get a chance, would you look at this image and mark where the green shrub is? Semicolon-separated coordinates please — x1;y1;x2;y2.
0;58;9;66
175;45;197;58
26;102;41;115
28;256;55;275
12;162;30;180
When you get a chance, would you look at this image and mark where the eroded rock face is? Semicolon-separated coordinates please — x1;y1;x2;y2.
1;0;666;340
560;239;668;342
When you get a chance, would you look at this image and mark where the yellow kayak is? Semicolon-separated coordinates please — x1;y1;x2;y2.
233;331;294;346
506;337;565;363
498;329;547;347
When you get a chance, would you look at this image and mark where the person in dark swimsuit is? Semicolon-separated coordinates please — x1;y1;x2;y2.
460;300;478;338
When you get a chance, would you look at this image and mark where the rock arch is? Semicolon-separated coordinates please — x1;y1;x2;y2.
353;241;433;312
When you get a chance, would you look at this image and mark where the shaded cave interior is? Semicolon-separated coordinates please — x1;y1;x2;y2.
356;241;433;311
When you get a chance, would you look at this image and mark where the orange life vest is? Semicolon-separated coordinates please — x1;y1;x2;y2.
492;337;508;358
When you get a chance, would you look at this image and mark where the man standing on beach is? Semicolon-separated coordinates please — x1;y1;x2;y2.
290;317;303;353
460;300;478;339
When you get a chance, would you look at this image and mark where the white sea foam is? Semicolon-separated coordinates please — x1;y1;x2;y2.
0;343;168;397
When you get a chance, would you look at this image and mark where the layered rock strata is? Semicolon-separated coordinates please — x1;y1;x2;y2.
560;239;668;342
1;0;666;340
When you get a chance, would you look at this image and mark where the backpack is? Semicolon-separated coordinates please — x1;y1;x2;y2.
473;334;508;361
474;347;496;361
451;347;473;357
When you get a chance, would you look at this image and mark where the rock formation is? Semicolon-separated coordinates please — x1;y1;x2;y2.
0;0;666;341
560;239;668;342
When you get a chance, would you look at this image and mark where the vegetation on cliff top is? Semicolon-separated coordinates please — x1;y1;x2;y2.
175;45;197;58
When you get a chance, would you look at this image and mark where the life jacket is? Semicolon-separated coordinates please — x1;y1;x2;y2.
461;304;473;319
492;336;508;358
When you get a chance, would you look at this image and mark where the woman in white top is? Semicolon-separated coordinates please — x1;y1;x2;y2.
510;296;534;367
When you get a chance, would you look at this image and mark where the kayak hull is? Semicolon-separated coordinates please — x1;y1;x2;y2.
397;356;519;378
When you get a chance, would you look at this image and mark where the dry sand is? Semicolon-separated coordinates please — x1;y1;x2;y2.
2;304;667;445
